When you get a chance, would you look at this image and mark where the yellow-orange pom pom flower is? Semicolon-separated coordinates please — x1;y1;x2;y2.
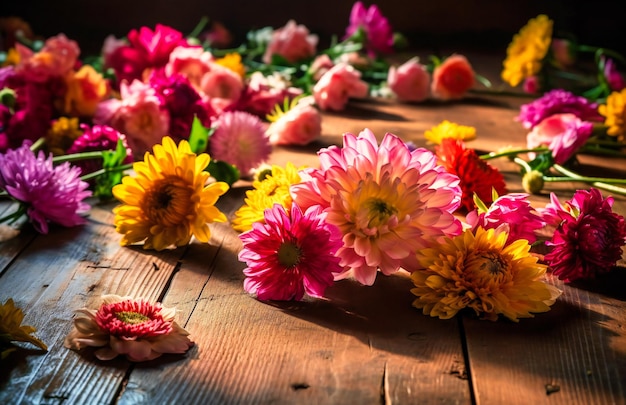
112;136;229;250
411;227;561;322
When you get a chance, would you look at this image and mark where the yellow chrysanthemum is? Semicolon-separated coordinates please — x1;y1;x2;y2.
232;162;304;232
424;120;477;144
501;14;553;87
598;88;626;143
112;136;229;250
411;227;561;322
0;298;47;357
45;117;83;156
215;53;246;78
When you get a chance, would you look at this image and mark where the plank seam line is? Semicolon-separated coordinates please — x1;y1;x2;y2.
458;317;477;405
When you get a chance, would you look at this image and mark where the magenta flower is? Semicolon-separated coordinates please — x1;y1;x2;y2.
67;124;134;175
0;143;91;233
344;1;394;57
239;203;343;301
516;89;602;129
526;113;593;164
602;57;625;91
209;111;270;177
542;188;626;282
291;129;462;285
466;193;545;244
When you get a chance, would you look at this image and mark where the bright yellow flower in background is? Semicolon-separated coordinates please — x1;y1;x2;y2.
411;227;561;322
215;53;246;78
424;120;477;144
501;14;553;87
599;88;626;143
232;162;304;232
45;117;83;155
0;298;47;359
113;136;229;251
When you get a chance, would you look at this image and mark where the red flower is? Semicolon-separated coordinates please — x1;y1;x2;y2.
543;188;626;282
436;139;507;212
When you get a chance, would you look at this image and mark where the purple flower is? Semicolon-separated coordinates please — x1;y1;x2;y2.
517;89;602;129
344;1;394;57
542;188;626;282
0;143;92;233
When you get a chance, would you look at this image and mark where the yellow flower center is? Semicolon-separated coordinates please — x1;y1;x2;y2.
464;249;511;285
142;177;194;226
115;311;150;324
277;241;301;268
365;198;398;228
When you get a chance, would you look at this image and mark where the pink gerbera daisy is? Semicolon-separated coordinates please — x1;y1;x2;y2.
0;143;91;233
210;110;271;177
239;203;343;301
291;128;463;285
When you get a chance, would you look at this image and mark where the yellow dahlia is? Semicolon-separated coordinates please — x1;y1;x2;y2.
599;88;626;143
411;227;560;322
501;14;553;87
424;120;476;144
0;298;47;358
232;162;304;232
215;52;246;78
45;117;83;156
112;136;229;250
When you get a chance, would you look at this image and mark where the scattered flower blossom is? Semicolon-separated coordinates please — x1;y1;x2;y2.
344;1;394;57
431;54;475;100
263;20;318;64
292;129;462;285
112;136;229;250
313;63;369;111
66;124;134;175
64;294;193;362
424;120;476;144
526;113;593;164
387;57;430;102
266;96;322;146
517;89;602;129
239;203;343;301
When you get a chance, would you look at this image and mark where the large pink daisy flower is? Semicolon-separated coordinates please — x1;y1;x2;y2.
239;203;343;301
291;129;463;285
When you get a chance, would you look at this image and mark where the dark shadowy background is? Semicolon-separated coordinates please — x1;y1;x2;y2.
1;1;624;57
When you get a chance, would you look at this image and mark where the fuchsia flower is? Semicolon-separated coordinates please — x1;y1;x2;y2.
263;20;318;64
602;57;625;91
0;143;91;234
239;203;343;301
64;294;193;362
466;193;545;245
387;57;431;102
526;113;593;164
541;188;626;282
210;111;271;177
67;124;134;175
344;1;394;57
313;63;369;111
517;89;603;129
291;129;462;285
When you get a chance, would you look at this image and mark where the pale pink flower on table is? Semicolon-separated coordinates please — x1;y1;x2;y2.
344;1;394;57
239;203;343;301
267;97;322;146
602;57;625;91
64;294;193;362
291;129;463;285
516;89;602;129
466;193;545;245
387;57;431;102
210;111;271;177
540;188;626;282
0;142;91;234
526;113;593;164
263;20;318;64
431;54;475;101
313;63;369;111
165;46;213;90
94;80;170;158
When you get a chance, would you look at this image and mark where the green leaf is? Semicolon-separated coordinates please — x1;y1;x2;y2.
94;139;128;201
527;152;554;173
188;115;211;153
473;193;489;213
206;160;240;186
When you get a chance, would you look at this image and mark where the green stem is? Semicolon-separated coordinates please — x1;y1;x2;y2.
552;164;626;195
513;156;533;174
29;137;46;152
52;151;104;164
188;16;209;39
480;147;549;160
0;205;26;225
80;163;133;182
468;88;536;98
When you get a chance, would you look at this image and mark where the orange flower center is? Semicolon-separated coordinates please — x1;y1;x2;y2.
142;177;194;226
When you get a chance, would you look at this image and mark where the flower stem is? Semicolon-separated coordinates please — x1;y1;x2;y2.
468;88;535;98
552;164;626;195
0;205;26;225
480;147;549;160
52;151;104;164
29;137;46;152
80;163;133;182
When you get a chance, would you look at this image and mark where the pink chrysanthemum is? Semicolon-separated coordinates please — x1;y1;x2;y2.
64;294;193;362
0;143;91;233
542;188;626;282
516;89;602;129
239;203;343;301
291;129;463;285
67;124;134;175
466;193;545;245
209;111;271;177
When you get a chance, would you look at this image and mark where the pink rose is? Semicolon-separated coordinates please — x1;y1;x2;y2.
200;63;244;114
387;57;430;102
313;63;369;111
431;54;475;101
263;20;318;64
527;113;593;164
267;97;322;146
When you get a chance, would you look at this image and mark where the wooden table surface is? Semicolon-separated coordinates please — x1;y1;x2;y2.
1;53;625;405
